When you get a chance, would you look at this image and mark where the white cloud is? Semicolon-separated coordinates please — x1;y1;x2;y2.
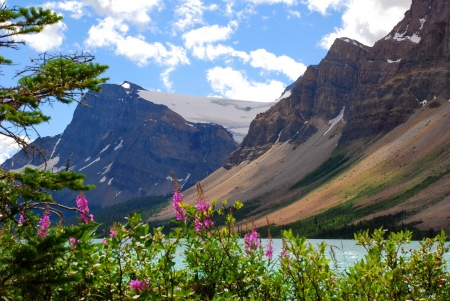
207;66;285;102
42;1;85;19
302;0;344;15
161;68;175;92
84;0;160;26
183;22;250;61
303;0;411;48
20;22;67;52
287;10;301;19
85;18;189;67
173;0;217;33
247;0;298;5
249;49;306;81
0;136;22;164
183;22;238;49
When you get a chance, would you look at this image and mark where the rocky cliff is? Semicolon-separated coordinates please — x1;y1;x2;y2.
2;82;237;207
225;0;450;168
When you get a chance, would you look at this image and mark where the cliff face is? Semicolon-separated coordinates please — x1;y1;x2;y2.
225;0;450;168
2;82;237;207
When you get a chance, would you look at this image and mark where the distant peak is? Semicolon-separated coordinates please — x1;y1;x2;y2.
121;81;145;91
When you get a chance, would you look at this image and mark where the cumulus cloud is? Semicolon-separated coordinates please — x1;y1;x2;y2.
183;23;304;80
182;22;250;60
84;0;160;26
42;1;85;19
173;0;217;33
249;49;306;81
0;136;22;164
247;0;298;5
20;22;67;52
302;0;344;15
85;17;189;67
303;0;411;48
207;66;285;102
183;22;238;49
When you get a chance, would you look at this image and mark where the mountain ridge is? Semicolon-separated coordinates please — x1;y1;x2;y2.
158;0;450;234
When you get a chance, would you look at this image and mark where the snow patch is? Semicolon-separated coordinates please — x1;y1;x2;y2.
100;176;106;183
137;90;275;143
85;157;90;162
387;59;402;63
50;137;61;159
420;99;428;106
324;107;345;136
392;30;421;43
419;17;426;30
122;82;130;89
384;34;391;40
277;90;292;101
166;176;174;181
275;130;283;144
108;178;113;185
180;173;191;189
11;156;62;173
101;162;113;175
114;139;123;151
100;144;110;153
410;34;421;43
116;191;121;197
79;157;100;171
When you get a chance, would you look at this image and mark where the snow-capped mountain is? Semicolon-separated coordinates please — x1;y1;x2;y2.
169;0;450;234
137;89;275;143
2;82;273;207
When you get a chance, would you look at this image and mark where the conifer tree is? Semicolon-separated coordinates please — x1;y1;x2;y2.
0;2;109;222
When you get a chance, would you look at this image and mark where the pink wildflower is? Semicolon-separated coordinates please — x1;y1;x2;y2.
244;229;259;252
37;212;51;238
110;228;117;238
265;240;274;260
69;237;80;250
18;214;24;226
173;191;187;221
76;194;94;224
194;198;214;233
280;246;289;260
130;279;151;294
102;237;108;246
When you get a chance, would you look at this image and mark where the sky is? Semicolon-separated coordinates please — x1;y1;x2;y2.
1;0;412;163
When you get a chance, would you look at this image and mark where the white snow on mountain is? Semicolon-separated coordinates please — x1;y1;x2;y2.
138;90;276;143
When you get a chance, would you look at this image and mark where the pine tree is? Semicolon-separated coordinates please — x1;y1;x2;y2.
0;3;108;298
0;2;108;222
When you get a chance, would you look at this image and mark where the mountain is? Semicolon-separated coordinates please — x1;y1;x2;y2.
1;82;274;207
160;0;450;234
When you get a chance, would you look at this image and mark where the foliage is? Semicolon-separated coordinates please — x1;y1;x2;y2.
0;3;108;299
0;2;108;222
2;178;450;300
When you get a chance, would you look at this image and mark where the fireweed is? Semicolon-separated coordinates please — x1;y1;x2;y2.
1;177;450;300
76;193;94;224
37;209;51;238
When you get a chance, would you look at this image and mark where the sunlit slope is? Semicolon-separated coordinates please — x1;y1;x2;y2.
156;99;450;233
259;99;450;232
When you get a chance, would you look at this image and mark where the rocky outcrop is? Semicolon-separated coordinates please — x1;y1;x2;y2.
2;82;237;207
225;0;450;168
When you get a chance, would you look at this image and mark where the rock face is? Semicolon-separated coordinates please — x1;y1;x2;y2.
2;82;237;207
225;0;450;168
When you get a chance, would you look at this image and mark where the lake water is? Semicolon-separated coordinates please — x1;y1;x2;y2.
171;239;450;272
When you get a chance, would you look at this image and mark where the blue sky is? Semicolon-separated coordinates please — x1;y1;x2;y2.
1;0;411;162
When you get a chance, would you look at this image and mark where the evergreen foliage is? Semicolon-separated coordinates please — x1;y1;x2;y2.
0;1;108;223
